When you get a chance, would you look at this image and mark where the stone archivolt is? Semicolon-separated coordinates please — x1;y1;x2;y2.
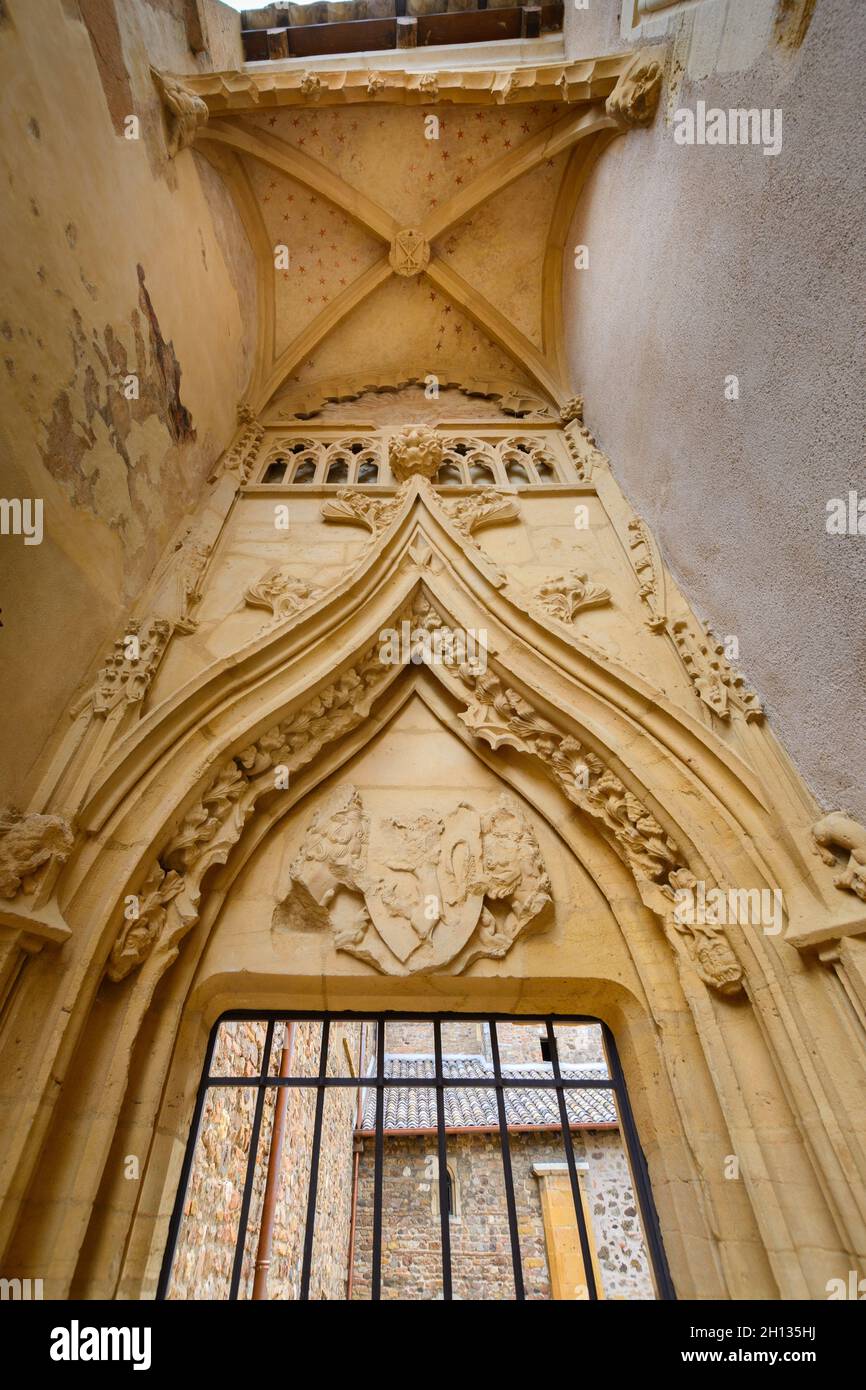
106;631;400;982
274;786;552;975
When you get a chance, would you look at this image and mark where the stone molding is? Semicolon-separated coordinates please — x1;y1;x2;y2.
173;53;650;116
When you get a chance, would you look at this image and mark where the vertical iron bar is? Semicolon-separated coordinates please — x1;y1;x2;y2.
299;1019;331;1300
157;1018;221;1299
601;1022;676;1300
371;1019;386;1300
433;1020;453;1300
229;1020;275;1301
546;1021;598;1300
489;1021;525;1300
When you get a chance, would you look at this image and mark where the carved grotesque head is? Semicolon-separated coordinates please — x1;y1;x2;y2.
695;938;743;996
389;424;443;480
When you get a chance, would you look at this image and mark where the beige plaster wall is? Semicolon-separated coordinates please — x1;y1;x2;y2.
563;0;866;818
0;0;254;805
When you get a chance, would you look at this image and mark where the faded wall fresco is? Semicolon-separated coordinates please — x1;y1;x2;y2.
0;0;255;805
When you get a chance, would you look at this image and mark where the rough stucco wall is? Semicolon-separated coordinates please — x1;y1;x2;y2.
0;0;254;805
563;0;866;818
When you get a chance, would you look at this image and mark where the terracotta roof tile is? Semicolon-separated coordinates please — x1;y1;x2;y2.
359;1055;617;1130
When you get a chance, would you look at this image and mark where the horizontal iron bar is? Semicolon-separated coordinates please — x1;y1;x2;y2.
206;1074;616;1090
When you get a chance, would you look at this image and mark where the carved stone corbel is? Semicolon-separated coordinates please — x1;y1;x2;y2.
605;50;664;129
0;808;75;956
0;809;74;901
812;813;866;903
151;69;209;157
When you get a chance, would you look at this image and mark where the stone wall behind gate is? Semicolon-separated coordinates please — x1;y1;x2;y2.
167;1019;358;1301
166;1018;652;1301
350;1130;655;1302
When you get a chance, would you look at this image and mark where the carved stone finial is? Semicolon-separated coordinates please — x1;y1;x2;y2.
389;229;431;278
529;571;611;623
151;69;209;157
812;812;866;902
244;568;323;625
605;50;663;128
388;424;443;480
84;617;172;718
0;809;74;899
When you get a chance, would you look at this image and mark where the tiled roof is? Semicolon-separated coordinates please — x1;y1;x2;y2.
358;1055;617;1131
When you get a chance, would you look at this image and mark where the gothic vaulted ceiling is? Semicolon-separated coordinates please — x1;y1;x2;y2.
165;52;660;417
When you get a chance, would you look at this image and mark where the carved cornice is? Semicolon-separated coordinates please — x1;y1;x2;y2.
272;373;554;422
173;55;644;116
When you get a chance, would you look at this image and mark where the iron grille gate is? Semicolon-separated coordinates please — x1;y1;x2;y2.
158;1012;675;1301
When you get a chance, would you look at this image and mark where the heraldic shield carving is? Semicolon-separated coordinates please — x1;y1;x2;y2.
273;787;553;975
